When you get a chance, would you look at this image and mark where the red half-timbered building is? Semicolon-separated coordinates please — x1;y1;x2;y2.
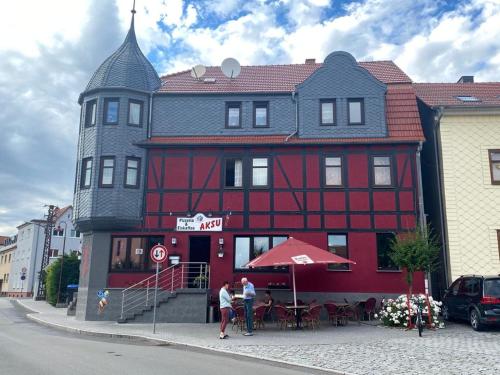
73;13;426;321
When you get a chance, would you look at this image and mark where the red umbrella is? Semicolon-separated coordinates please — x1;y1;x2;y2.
247;237;355;307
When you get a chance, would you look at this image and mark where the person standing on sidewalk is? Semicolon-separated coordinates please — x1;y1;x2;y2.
241;277;255;336
219;281;232;339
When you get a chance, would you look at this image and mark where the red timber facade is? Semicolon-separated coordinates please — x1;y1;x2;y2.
116;142;425;297
73;19;426;319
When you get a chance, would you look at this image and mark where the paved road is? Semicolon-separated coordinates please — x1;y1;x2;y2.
0;299;329;375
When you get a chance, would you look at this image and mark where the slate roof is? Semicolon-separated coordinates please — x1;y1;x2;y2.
158;60;411;93
413;83;500;108
84;17;161;95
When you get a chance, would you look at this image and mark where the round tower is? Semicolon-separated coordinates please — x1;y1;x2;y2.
73;9;160;232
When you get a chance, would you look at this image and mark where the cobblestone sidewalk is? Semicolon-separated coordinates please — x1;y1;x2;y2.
15;299;500;375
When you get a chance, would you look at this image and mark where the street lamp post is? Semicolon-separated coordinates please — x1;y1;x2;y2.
56;221;67;306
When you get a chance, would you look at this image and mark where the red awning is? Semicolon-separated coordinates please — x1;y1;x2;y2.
247;237;355;268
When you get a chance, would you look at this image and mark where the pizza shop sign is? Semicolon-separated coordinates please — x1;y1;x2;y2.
176;213;223;232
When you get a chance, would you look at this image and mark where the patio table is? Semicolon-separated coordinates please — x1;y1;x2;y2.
285;305;309;329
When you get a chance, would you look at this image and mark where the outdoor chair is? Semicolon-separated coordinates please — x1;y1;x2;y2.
302;305;322;329
364;297;377;321
254;305;267;330
324;302;347;326
274;305;294;330
232;305;245;332
344;301;361;324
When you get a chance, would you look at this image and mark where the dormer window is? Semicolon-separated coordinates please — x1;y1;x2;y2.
103;98;119;125
320;100;336;125
348;98;364;125
226;102;241;128
85;100;97;128
128;99;143;127
253;102;269;127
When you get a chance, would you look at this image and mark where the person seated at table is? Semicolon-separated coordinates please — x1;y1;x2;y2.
229;290;240;322
263;290;274;321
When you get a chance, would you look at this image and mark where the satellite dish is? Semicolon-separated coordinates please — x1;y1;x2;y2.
221;58;241;79
191;64;206;80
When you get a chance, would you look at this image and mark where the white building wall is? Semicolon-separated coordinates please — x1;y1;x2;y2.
440;114;500;281
9;207;82;296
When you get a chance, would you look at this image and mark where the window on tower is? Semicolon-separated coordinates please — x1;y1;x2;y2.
103;98;120;124
85;99;97;127
99;156;115;187
128;99;143;126
81;157;93;189
125;157;141;188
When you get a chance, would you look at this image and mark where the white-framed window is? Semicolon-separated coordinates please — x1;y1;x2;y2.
372;156;393;186
252;158;268;187
325;156;343;186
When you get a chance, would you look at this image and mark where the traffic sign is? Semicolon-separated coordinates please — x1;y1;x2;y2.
21;275;26;280
150;244;168;263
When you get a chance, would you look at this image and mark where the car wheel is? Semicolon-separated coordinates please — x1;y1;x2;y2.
469;309;483;331
442;305;451;321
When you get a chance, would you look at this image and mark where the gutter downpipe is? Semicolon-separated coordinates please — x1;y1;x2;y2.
285;90;298;142
415;139;430;295
433;107;450;291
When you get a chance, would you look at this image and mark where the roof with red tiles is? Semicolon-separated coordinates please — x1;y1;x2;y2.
159;60;411;94
414;83;500;107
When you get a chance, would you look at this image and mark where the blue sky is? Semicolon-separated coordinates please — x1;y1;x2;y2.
0;0;499;235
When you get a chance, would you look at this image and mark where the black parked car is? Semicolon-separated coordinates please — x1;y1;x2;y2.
442;275;500;331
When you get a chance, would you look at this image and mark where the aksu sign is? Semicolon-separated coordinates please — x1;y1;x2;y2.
176;213;223;232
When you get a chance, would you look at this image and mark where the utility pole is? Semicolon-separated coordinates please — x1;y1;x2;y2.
35;205;57;300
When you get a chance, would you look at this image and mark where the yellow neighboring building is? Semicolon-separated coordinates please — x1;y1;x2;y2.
415;79;500;296
0;236;17;295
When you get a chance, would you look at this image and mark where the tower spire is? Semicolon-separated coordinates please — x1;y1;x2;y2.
125;0;137;44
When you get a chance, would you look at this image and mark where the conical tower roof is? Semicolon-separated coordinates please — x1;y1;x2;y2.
84;12;161;94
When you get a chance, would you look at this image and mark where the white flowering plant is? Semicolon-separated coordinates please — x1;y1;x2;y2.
376;294;443;329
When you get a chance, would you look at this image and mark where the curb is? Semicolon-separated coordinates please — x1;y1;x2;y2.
16;299;353;375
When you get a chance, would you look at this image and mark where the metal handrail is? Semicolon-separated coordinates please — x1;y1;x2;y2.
120;262;209;320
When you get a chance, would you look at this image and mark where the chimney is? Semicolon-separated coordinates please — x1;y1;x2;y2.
457;75;474;83
305;58;316;64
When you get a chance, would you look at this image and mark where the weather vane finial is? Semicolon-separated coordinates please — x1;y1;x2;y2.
132;0;136;14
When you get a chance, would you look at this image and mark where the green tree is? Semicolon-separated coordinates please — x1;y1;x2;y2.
389;226;440;296
45;254;80;306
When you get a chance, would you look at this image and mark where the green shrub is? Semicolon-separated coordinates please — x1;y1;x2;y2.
45;254;80;306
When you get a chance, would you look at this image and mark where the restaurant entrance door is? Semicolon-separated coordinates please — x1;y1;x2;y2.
188;236;210;288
